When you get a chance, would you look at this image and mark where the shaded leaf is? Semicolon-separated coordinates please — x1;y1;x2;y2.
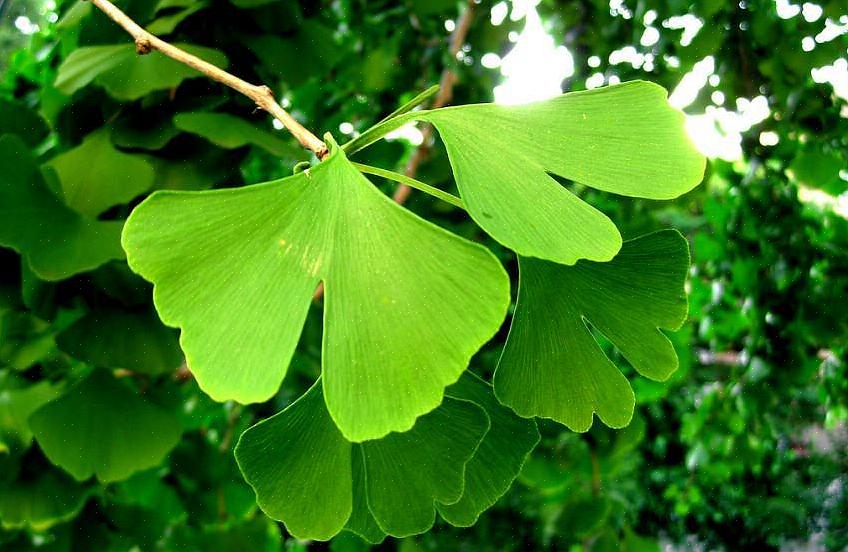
55;43;228;101
0;381;61;452
146;1;207;35
435;372;540;526
112;114;180;150
495;230;689;431
558;495;611;538
234;380;488;540
56;307;182;375
0;99;49;147
0;135;124;281
0;470;90;531
29;370;181;482
148;153;231;191
46;127;156;217
122;138;509;441
173;112;303;159
245;21;341;86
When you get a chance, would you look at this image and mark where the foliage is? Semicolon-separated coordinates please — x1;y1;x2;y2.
1;0;847;551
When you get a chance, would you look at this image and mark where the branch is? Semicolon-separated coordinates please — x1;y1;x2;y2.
393;0;476;205
87;0;328;159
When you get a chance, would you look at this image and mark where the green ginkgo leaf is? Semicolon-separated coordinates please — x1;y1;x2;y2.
0;470;90;531
0;98;49;147
29;370;182;482
234;380;489;541
47;127;156;217
56;307;182;375
0;380;61;452
351;81;704;265
0;135;124;281
122;137;509;441
435;373;540;526
54;43;228;101
112;114;180;150
173;112;304;159
146;1;207;35
494;230;689;431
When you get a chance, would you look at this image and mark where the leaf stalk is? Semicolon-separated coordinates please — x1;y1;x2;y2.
352;162;464;209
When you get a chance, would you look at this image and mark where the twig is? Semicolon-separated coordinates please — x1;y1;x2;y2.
393;0;476;205
86;0;328;158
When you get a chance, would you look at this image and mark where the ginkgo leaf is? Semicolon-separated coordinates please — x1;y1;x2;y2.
234;380;489;541
56;307;182;375
173;112;304;159
46;127;156;217
122;137;509;441
54;43;228;101
146;1;207;35
435;373;540;526
352;81;704;265
0;380;61;452
358;397;487;537
345;451;386;543
0;135;124;281
112;114;180;150
0;98;49;147
29;370;182;482
494;230;689;431
0;470;90;531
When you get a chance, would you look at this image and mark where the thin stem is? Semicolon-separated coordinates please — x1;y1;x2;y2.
341;85;440;155
352;162;464;209
378;84;441;125
87;0;328;159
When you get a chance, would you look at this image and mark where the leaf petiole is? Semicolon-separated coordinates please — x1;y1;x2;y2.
351;162;464;209
376;85;440;125
341;85;439;156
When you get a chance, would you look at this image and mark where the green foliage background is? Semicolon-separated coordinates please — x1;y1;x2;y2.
1;0;847;550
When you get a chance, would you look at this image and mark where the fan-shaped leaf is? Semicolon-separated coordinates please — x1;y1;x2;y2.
46;128;156;217
0;98;49;147
435;373;540;526
55;43;228;101
56;307;182;375
234;380;489;541
0;381;60;452
0;470;90;531
0;135;124;281
122;137;509;441
112;114;180;150
29;371;181;482
494;230;689;431
173;112;303;159
351;81;704;265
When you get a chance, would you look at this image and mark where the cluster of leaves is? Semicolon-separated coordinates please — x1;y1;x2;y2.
0;0;707;547
1;0;847;551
